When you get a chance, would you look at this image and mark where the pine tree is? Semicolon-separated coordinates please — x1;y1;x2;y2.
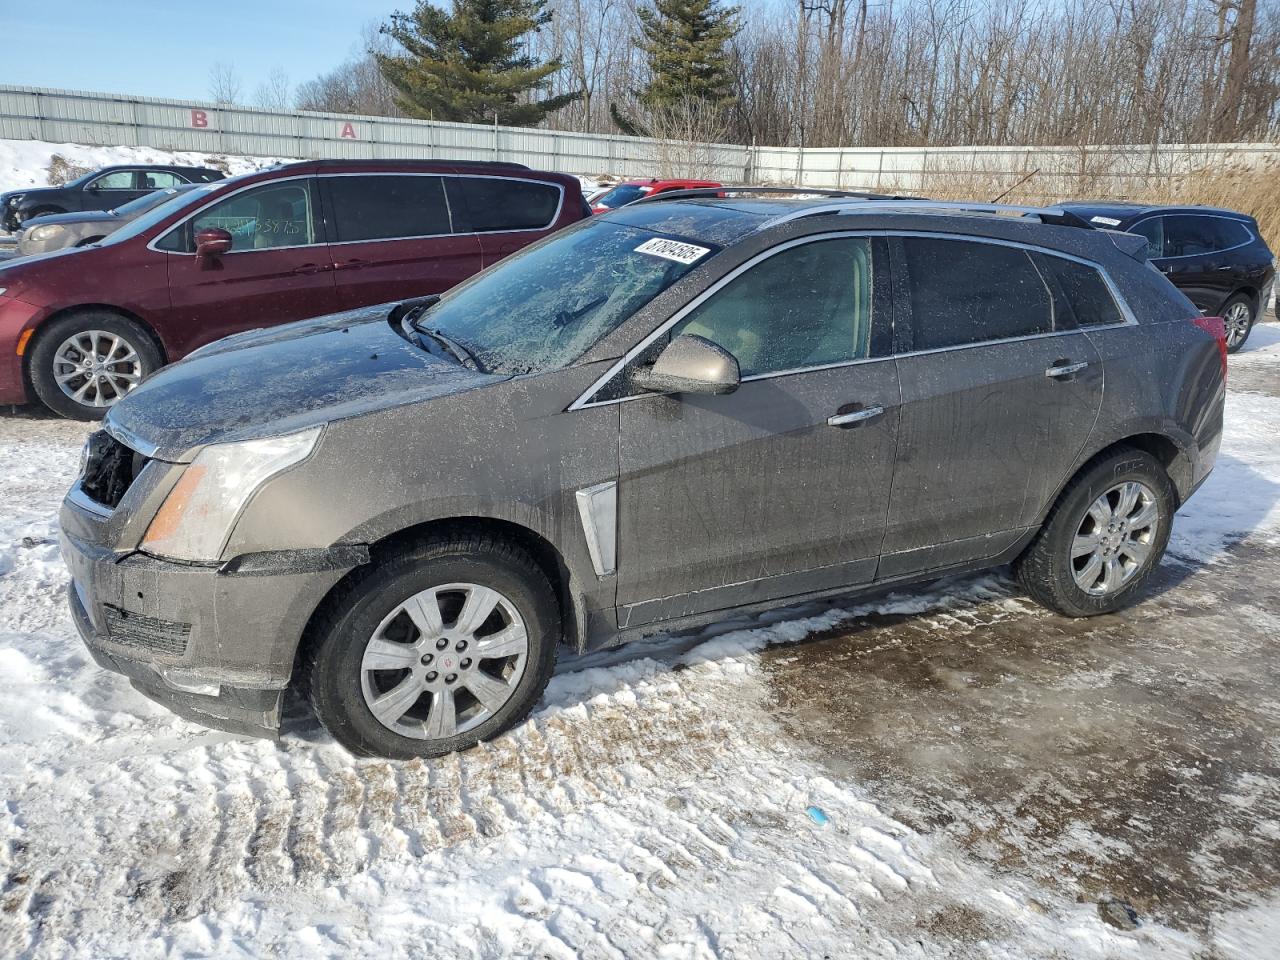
638;0;740;108
377;0;581;126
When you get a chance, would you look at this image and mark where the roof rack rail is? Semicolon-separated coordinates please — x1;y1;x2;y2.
636;186;927;203
296;158;531;170
636;188;1095;230
832;199;1097;229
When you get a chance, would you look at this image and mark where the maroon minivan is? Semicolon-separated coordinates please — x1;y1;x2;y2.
0;159;587;419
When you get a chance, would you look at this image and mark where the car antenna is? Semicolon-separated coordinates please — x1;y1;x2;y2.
990;168;1040;204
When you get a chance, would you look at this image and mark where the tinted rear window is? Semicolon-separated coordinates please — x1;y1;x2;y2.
451;177;561;232
1161;215;1251;256
324;174;450;242
900;237;1056;350
1041;255;1125;327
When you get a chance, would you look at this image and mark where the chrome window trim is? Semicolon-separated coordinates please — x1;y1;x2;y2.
145;174;316;255
569;229;1136;410
147;172;565;255
320;171;566;242
1130;213;1256;260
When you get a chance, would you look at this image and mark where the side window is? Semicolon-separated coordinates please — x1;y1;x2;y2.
324;174;450;242
666;237;874;378
187;181;317;251
89;171;135;190
140;171;182;190
452;177;561;232
900;237;1056;350
1129;218;1164;258
1163;215;1251;256
1041;255;1125;327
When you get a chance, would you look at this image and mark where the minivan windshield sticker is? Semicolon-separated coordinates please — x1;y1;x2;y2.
634;238;711;264
1090;216;1123;226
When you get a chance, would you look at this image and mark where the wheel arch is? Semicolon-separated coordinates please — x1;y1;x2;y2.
1040;432;1193;526
22;303;169;390
290;515;584;689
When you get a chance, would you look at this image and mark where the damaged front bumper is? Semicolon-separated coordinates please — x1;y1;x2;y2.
60;519;354;737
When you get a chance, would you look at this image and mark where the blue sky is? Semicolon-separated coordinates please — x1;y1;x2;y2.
2;0;399;103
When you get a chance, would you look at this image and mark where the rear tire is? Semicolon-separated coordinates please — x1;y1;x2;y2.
1013;449;1175;617
28;310;162;420
1222;293;1255;353
305;535;560;759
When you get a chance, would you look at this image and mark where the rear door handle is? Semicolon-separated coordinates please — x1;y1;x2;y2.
1045;360;1089;379
334;258;368;271
827;404;884;427
291;263;327;275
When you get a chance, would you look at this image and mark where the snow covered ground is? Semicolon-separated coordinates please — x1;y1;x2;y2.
0;327;1278;957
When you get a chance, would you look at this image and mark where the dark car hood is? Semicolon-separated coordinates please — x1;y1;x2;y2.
10;187;66;204
106;304;507;461
23;209;117;227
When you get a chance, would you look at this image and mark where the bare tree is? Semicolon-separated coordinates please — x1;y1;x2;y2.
253;69;293;111
295;22;403;116
208;62;243;106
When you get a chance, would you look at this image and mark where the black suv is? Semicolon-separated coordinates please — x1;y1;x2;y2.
1059;202;1274;352
1;165;225;233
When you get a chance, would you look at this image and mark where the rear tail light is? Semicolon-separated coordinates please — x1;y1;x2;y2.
1190;315;1227;378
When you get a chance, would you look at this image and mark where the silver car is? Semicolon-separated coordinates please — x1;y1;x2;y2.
59;195;1226;760
17;185;199;256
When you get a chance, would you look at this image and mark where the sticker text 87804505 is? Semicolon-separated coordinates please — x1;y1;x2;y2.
634;237;711;265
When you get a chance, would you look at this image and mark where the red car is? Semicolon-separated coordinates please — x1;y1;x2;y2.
0;159;587;419
590;178;723;213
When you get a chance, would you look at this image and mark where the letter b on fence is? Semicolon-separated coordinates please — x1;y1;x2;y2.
191;109;208;129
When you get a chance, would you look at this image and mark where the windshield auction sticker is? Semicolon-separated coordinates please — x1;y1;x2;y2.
634;237;711;265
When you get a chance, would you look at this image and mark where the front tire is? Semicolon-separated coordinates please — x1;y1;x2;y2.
28;310;162;420
1013;449;1175;617
305;536;560;759
1222;293;1255;354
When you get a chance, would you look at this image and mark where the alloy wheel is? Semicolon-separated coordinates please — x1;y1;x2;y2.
1070;481;1160;596
53;330;144;408
359;582;530;740
1224;301;1252;350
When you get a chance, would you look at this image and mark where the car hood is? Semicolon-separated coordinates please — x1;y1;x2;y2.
106;304;507;462
10;187;65;205
23;210;116;227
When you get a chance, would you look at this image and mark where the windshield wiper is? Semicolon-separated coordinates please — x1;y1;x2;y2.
410;317;478;370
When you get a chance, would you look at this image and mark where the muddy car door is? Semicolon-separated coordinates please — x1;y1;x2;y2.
611;235;901;627
879;235;1103;578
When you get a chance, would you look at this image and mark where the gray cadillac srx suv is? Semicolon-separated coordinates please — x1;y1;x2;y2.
59;194;1227;759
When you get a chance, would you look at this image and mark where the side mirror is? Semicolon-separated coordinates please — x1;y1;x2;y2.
631;334;740;396
195;227;233;261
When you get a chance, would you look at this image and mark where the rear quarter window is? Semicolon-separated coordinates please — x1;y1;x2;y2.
451;177;561;232
1040;255;1125;327
1161;215;1252;256
899;237;1057;350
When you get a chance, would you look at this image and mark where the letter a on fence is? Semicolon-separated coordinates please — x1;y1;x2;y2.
340;122;357;139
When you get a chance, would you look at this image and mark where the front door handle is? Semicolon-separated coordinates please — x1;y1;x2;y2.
291;263;327;275
334;258;368;271
1045;360;1089;379
827;404;884;427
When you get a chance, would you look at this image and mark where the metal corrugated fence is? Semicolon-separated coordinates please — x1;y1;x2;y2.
1;84;1277;190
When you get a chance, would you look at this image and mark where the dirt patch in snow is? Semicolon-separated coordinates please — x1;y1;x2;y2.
760;541;1280;935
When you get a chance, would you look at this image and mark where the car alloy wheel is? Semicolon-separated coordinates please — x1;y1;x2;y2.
53;329;144;408
1224;300;1252;350
359;582;530;740
1070;480;1160;596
